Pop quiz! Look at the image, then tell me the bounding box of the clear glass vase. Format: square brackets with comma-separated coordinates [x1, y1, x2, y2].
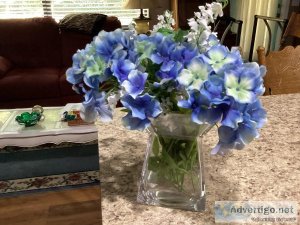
[137, 113, 213, 211]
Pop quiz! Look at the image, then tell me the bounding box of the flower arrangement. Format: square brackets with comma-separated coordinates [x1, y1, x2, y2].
[66, 1, 266, 156]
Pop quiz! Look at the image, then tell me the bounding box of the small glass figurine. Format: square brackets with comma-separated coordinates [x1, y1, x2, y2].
[15, 105, 44, 127]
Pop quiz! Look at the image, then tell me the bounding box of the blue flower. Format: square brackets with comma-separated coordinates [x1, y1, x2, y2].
[149, 34, 183, 80]
[121, 94, 162, 121]
[135, 35, 156, 61]
[66, 49, 89, 85]
[122, 112, 151, 130]
[171, 43, 198, 67]
[201, 45, 242, 73]
[224, 63, 266, 104]
[207, 34, 219, 47]
[122, 70, 148, 98]
[242, 99, 267, 129]
[156, 61, 183, 80]
[83, 56, 109, 89]
[221, 107, 243, 129]
[81, 90, 112, 123]
[201, 75, 225, 100]
[94, 29, 135, 63]
[177, 57, 212, 90]
[111, 59, 136, 83]
[211, 99, 267, 155]
[178, 90, 229, 124]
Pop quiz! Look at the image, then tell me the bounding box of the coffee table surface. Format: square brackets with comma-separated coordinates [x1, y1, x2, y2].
[0, 105, 97, 148]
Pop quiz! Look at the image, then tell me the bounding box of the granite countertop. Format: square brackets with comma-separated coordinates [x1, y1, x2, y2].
[98, 93, 300, 225]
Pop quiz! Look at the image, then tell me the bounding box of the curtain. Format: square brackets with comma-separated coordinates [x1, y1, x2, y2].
[230, 0, 279, 61]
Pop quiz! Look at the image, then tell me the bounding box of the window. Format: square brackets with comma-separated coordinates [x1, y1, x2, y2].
[0, 0, 146, 25]
[0, 0, 44, 19]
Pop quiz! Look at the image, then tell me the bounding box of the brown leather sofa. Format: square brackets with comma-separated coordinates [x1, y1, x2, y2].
[0, 16, 121, 109]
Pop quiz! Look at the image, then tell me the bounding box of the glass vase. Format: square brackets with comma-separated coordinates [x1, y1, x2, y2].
[137, 113, 212, 211]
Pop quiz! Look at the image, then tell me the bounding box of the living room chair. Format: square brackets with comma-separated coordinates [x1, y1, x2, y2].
[249, 15, 288, 62]
[257, 45, 300, 95]
[213, 16, 243, 48]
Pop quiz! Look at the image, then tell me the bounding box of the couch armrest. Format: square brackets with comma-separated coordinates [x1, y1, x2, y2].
[0, 56, 13, 77]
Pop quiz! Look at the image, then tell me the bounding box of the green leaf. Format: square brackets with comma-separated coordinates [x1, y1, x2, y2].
[120, 109, 129, 113]
[143, 59, 161, 81]
[157, 28, 173, 36]
[174, 29, 188, 43]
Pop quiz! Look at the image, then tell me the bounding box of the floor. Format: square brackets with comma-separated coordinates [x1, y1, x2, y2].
[0, 185, 102, 225]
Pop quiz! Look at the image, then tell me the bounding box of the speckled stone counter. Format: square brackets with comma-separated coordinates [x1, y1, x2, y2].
[98, 93, 300, 225]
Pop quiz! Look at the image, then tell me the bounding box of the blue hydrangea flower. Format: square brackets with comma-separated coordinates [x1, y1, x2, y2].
[200, 75, 225, 100]
[171, 44, 198, 67]
[177, 57, 212, 90]
[149, 34, 182, 80]
[224, 62, 266, 104]
[135, 35, 156, 61]
[66, 49, 89, 85]
[81, 90, 112, 123]
[211, 99, 267, 155]
[94, 29, 135, 64]
[121, 94, 162, 121]
[242, 99, 267, 129]
[201, 45, 242, 73]
[111, 59, 136, 83]
[207, 34, 219, 47]
[83, 56, 109, 89]
[221, 107, 243, 129]
[122, 112, 152, 130]
[178, 90, 229, 124]
[122, 70, 148, 98]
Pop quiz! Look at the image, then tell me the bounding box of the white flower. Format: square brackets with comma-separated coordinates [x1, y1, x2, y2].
[200, 6, 214, 23]
[157, 15, 164, 21]
[107, 93, 120, 109]
[198, 30, 210, 45]
[188, 18, 198, 30]
[211, 2, 223, 18]
[128, 21, 137, 35]
[165, 11, 172, 18]
[152, 10, 175, 33]
[197, 18, 209, 29]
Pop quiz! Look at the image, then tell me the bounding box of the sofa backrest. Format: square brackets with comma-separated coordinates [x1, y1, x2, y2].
[0, 17, 62, 67]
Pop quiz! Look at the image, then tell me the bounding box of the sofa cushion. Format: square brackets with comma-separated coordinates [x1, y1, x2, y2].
[0, 17, 62, 67]
[0, 68, 61, 102]
[0, 56, 13, 77]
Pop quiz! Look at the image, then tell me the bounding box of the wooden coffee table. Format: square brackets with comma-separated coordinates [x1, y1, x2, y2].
[0, 105, 97, 148]
[0, 105, 99, 194]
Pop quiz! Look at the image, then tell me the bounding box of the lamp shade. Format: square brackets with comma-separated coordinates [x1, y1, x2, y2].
[123, 0, 155, 9]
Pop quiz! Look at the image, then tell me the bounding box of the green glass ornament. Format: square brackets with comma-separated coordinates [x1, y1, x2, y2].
[15, 111, 42, 127]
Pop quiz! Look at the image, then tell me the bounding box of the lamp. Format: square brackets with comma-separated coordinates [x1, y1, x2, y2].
[123, 0, 155, 34]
